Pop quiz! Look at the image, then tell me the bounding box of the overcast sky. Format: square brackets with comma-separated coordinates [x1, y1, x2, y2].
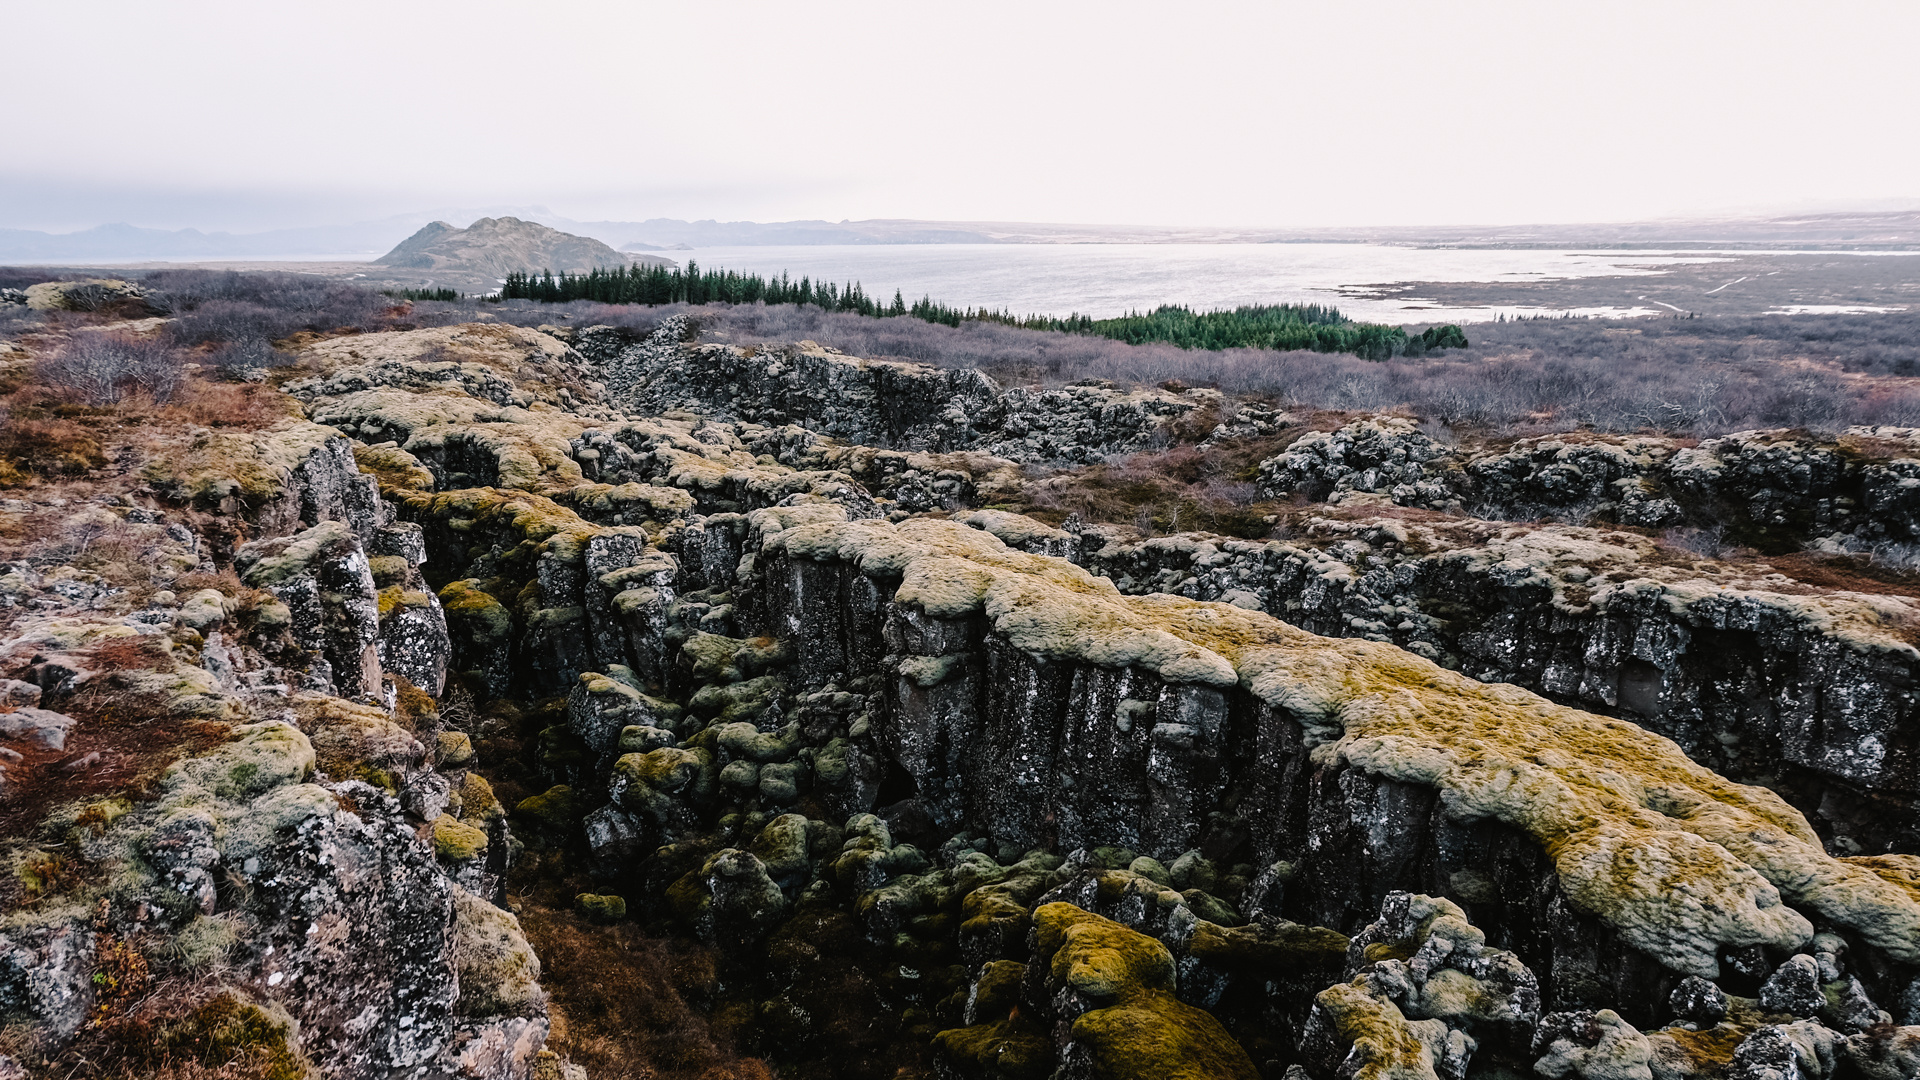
[7, 0, 1919, 232]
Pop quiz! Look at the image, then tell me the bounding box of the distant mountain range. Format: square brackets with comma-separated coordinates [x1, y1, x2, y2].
[3, 208, 1917, 264]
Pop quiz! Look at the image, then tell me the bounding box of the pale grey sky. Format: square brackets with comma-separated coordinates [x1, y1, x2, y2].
[7, 0, 1918, 232]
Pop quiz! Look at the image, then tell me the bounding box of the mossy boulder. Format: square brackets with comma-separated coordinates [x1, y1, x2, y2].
[932, 1006, 1051, 1079]
[515, 784, 584, 832]
[687, 675, 785, 725]
[451, 887, 545, 1017]
[168, 721, 315, 802]
[176, 588, 231, 632]
[293, 693, 424, 783]
[436, 730, 475, 768]
[1034, 902, 1257, 1080]
[457, 772, 504, 823]
[681, 631, 791, 683]
[156, 991, 312, 1080]
[433, 814, 489, 862]
[668, 848, 790, 949]
[574, 893, 628, 923]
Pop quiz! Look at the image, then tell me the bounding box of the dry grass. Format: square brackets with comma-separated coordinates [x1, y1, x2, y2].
[516, 904, 773, 1080]
[0, 416, 109, 486]
[165, 381, 306, 430]
[1011, 435, 1297, 539]
[0, 639, 230, 843]
[1761, 551, 1920, 601]
[15, 974, 311, 1080]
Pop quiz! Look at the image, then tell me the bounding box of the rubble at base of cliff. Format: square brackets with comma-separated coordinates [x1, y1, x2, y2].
[6, 302, 1920, 1080]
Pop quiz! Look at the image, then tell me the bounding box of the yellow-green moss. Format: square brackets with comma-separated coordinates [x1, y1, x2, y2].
[515, 785, 583, 830]
[1652, 1023, 1747, 1072]
[352, 442, 435, 493]
[143, 420, 342, 511]
[292, 693, 422, 778]
[237, 520, 358, 588]
[613, 748, 702, 793]
[931, 1010, 1051, 1079]
[167, 721, 315, 802]
[159, 991, 312, 1080]
[1188, 919, 1348, 972]
[433, 814, 489, 862]
[1314, 980, 1444, 1080]
[451, 886, 544, 1016]
[574, 893, 628, 923]
[458, 772, 504, 823]
[438, 580, 513, 642]
[437, 730, 475, 768]
[367, 556, 412, 588]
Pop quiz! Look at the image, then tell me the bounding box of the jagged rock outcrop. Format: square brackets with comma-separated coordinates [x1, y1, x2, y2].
[237, 520, 387, 700]
[0, 642, 541, 1078]
[732, 512, 1920, 1015]
[0, 422, 539, 1078]
[141, 419, 387, 551]
[1031, 511, 1920, 851]
[590, 318, 1213, 463]
[1257, 419, 1920, 551]
[420, 482, 1918, 1042]
[1299, 892, 1538, 1080]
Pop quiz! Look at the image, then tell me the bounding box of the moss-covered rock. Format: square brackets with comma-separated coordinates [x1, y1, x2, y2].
[681, 631, 791, 683]
[158, 991, 313, 1080]
[433, 814, 489, 862]
[292, 693, 424, 785]
[574, 893, 628, 923]
[1031, 902, 1257, 1080]
[766, 514, 1920, 978]
[166, 720, 315, 802]
[436, 730, 475, 768]
[515, 785, 584, 832]
[451, 887, 545, 1017]
[457, 772, 504, 823]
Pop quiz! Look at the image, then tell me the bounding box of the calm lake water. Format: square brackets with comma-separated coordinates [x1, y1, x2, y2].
[656, 243, 1740, 323]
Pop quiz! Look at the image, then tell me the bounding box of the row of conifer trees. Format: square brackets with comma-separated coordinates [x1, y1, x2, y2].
[498, 263, 1465, 359]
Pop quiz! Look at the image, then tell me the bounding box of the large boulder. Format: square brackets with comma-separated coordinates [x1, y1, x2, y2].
[238, 520, 384, 699]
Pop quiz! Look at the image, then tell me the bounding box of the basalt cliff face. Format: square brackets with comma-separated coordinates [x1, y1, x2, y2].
[6, 314, 1920, 1080]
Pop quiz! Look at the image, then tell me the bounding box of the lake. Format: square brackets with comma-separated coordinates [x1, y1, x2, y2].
[652, 243, 1748, 323]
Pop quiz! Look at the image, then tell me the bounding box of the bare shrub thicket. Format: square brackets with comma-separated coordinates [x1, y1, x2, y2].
[648, 303, 1920, 437]
[0, 304, 42, 336]
[0, 268, 61, 290]
[38, 332, 185, 404]
[206, 336, 288, 381]
[149, 269, 408, 348]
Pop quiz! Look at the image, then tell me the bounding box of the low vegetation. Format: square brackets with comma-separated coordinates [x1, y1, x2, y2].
[38, 331, 186, 405]
[659, 302, 1920, 436]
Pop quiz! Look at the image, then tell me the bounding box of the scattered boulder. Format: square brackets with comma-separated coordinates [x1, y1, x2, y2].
[0, 707, 74, 751]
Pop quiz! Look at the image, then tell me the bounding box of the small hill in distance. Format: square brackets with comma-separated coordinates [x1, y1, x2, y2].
[375, 217, 675, 281]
